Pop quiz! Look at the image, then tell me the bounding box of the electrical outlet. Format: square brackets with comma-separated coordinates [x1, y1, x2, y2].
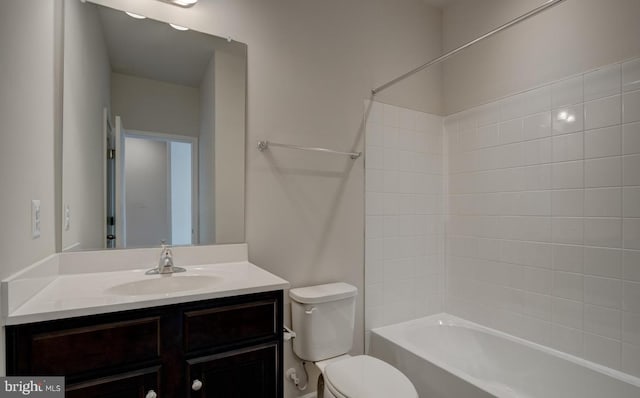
[31, 200, 41, 239]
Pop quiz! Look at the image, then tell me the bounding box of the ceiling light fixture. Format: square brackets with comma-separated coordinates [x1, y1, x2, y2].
[169, 23, 189, 31]
[157, 0, 198, 8]
[125, 11, 147, 19]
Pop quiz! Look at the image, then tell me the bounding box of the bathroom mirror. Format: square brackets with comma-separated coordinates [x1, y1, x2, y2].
[61, 1, 246, 251]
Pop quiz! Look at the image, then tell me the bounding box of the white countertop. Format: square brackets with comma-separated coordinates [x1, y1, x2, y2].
[4, 261, 289, 325]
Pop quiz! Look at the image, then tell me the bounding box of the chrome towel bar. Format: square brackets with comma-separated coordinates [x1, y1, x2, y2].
[257, 140, 361, 159]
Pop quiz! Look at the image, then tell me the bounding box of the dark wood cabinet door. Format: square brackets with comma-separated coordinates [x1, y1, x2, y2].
[65, 367, 160, 398]
[187, 344, 278, 398]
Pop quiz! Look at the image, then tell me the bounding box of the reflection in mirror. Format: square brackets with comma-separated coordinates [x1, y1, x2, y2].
[62, 0, 246, 251]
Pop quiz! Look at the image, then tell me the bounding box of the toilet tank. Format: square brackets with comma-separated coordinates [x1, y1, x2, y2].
[289, 283, 357, 362]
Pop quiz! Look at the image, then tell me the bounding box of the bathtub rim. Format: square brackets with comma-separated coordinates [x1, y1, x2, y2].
[370, 312, 640, 392]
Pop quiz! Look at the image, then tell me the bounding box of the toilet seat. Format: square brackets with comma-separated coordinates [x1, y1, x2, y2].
[323, 355, 418, 398]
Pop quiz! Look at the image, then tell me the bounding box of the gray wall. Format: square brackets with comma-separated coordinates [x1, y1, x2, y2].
[111, 73, 200, 137]
[62, 0, 111, 251]
[90, 1, 444, 396]
[442, 0, 640, 114]
[0, 0, 57, 279]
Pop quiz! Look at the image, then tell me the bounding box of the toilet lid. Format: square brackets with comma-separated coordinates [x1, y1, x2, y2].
[324, 355, 417, 398]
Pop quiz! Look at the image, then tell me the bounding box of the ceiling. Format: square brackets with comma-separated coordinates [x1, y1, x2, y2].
[97, 5, 242, 87]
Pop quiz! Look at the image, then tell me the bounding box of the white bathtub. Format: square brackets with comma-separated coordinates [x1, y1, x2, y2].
[369, 313, 640, 398]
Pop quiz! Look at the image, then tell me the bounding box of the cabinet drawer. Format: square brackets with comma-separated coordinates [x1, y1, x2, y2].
[66, 366, 160, 398]
[27, 317, 160, 376]
[184, 299, 276, 352]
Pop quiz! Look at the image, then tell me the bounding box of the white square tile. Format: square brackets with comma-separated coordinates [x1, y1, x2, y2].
[623, 250, 640, 282]
[583, 247, 622, 279]
[383, 104, 399, 127]
[523, 292, 552, 321]
[585, 126, 622, 159]
[552, 218, 583, 245]
[552, 297, 583, 329]
[623, 312, 640, 346]
[366, 193, 384, 216]
[584, 305, 621, 339]
[584, 95, 622, 130]
[552, 132, 584, 162]
[584, 188, 622, 217]
[525, 267, 553, 294]
[552, 75, 583, 108]
[622, 343, 640, 378]
[584, 276, 622, 309]
[524, 112, 552, 140]
[623, 90, 640, 124]
[366, 237, 383, 261]
[383, 125, 399, 149]
[553, 105, 584, 135]
[499, 119, 524, 144]
[477, 124, 499, 148]
[585, 157, 622, 188]
[498, 142, 526, 168]
[552, 161, 584, 189]
[381, 193, 399, 215]
[365, 258, 383, 284]
[475, 102, 500, 127]
[584, 64, 621, 101]
[366, 169, 384, 192]
[366, 216, 384, 239]
[624, 187, 640, 218]
[583, 333, 621, 370]
[458, 111, 476, 132]
[551, 189, 583, 217]
[524, 138, 552, 166]
[552, 244, 583, 273]
[366, 122, 384, 147]
[623, 281, 640, 313]
[551, 324, 583, 356]
[623, 154, 640, 186]
[501, 86, 551, 121]
[366, 283, 384, 307]
[398, 108, 416, 130]
[623, 58, 640, 92]
[623, 218, 640, 250]
[366, 146, 384, 169]
[584, 218, 622, 248]
[553, 271, 583, 301]
[525, 165, 552, 191]
[623, 122, 640, 155]
[382, 216, 399, 237]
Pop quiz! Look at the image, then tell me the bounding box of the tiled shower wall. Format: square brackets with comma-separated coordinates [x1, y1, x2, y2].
[445, 57, 640, 377]
[364, 101, 445, 336]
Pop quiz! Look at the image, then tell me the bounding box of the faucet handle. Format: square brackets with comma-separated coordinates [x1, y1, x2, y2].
[160, 240, 172, 251]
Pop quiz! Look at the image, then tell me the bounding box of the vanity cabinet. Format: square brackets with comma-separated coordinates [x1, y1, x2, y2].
[6, 290, 283, 398]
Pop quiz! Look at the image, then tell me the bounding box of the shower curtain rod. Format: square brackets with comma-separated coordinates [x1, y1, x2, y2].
[371, 0, 567, 95]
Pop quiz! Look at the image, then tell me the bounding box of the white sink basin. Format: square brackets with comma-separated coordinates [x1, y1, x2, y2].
[106, 275, 220, 296]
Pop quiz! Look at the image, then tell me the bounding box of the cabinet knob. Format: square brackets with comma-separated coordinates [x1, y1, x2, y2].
[192, 379, 203, 391]
[145, 391, 157, 398]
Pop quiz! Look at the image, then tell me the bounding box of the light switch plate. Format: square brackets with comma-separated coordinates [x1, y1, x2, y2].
[64, 204, 71, 231]
[31, 200, 41, 239]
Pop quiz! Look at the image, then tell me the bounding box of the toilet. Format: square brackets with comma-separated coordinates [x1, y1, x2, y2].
[289, 282, 418, 398]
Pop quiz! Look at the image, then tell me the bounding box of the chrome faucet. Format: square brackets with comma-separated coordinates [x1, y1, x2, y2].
[146, 241, 186, 275]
